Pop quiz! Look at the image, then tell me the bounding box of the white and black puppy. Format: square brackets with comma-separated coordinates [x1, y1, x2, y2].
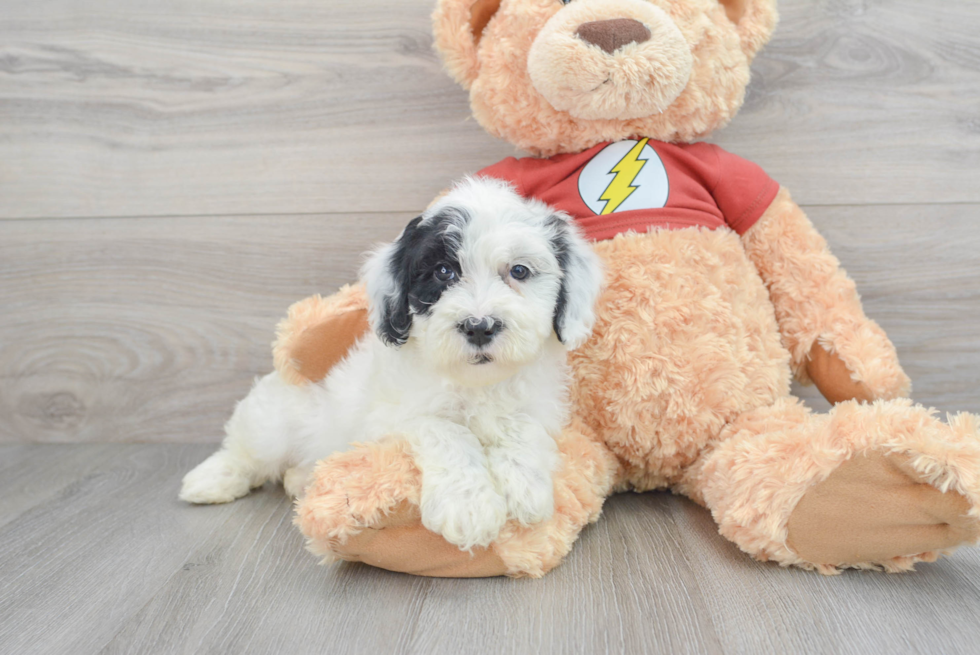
[179, 177, 603, 550]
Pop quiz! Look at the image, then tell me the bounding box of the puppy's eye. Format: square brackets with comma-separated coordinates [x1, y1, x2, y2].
[509, 265, 531, 281]
[559, 0, 573, 4]
[434, 264, 456, 283]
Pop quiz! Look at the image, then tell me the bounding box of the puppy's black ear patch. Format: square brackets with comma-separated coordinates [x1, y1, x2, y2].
[367, 208, 467, 347]
[377, 216, 422, 346]
[544, 213, 602, 349]
[548, 216, 571, 344]
[379, 294, 412, 346]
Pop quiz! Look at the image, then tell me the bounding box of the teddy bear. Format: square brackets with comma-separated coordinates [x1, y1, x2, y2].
[281, 0, 980, 577]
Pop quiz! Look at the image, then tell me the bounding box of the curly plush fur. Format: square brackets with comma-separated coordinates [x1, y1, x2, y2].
[282, 0, 980, 577]
[434, 0, 775, 155]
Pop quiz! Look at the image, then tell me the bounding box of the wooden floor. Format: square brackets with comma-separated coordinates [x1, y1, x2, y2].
[2, 0, 979, 653]
[3, 443, 980, 655]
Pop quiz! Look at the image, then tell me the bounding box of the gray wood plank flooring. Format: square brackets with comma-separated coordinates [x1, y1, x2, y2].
[0, 212, 409, 444]
[1, 0, 979, 218]
[2, 204, 976, 445]
[3, 443, 980, 655]
[0, 443, 118, 527]
[0, 445, 238, 654]
[2, 0, 979, 652]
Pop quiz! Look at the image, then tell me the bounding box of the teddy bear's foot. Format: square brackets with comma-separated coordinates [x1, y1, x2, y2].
[294, 418, 619, 578]
[786, 450, 980, 567]
[687, 397, 980, 573]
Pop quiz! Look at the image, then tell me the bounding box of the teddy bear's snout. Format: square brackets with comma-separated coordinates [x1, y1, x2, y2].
[527, 0, 695, 122]
[575, 18, 651, 54]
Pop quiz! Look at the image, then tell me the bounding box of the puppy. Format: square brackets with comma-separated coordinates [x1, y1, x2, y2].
[179, 177, 603, 549]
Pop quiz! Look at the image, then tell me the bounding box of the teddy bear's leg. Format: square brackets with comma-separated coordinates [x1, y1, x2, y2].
[681, 397, 980, 573]
[295, 417, 621, 578]
[272, 284, 370, 385]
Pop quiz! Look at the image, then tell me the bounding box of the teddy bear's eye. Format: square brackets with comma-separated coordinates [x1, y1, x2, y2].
[559, 0, 573, 4]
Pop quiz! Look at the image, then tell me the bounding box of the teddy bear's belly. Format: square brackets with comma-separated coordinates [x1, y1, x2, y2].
[569, 227, 792, 491]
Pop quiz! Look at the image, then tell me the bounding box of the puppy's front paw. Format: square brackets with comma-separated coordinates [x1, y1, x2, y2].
[502, 472, 554, 526]
[489, 453, 556, 526]
[420, 481, 507, 550]
[179, 451, 252, 504]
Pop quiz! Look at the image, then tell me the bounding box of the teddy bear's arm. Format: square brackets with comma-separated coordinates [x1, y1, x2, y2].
[273, 284, 371, 385]
[296, 418, 620, 578]
[740, 187, 911, 403]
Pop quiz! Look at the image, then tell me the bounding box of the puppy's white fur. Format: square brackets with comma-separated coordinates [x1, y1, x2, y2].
[180, 177, 603, 550]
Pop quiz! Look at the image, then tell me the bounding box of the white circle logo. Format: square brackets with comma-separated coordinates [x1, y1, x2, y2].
[577, 139, 669, 216]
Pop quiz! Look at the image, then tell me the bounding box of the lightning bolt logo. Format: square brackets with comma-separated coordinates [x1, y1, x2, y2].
[598, 138, 650, 215]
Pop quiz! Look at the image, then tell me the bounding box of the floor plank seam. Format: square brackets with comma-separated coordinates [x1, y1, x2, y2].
[2, 200, 979, 224]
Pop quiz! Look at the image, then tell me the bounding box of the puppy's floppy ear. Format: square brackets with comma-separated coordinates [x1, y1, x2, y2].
[361, 217, 421, 346]
[548, 216, 603, 350]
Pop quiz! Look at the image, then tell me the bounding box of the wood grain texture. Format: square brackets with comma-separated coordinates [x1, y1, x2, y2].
[0, 212, 409, 443]
[2, 204, 976, 444]
[794, 203, 980, 415]
[0, 443, 118, 528]
[2, 0, 979, 652]
[100, 487, 435, 655]
[717, 0, 980, 206]
[0, 444, 240, 654]
[665, 492, 980, 655]
[1, 0, 979, 219]
[0, 0, 510, 219]
[2, 444, 980, 655]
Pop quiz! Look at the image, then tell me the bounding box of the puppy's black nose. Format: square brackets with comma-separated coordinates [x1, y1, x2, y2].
[459, 317, 500, 347]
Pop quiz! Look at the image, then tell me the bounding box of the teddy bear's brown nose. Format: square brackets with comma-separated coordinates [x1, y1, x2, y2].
[575, 18, 651, 54]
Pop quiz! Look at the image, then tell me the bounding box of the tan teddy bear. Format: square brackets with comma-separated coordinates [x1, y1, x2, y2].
[282, 0, 980, 577]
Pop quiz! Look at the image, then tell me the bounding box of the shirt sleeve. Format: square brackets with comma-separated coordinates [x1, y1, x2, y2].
[709, 145, 781, 235]
[476, 157, 526, 197]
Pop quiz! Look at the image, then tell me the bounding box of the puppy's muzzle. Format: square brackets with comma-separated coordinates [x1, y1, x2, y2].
[458, 317, 502, 348]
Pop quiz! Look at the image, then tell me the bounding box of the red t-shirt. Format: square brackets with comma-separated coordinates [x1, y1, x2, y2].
[477, 139, 779, 242]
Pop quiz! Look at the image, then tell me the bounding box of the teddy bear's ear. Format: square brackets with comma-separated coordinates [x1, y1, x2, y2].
[432, 0, 503, 89]
[716, 0, 778, 59]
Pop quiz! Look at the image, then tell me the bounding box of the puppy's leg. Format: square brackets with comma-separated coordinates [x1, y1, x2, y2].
[485, 419, 560, 526]
[180, 373, 299, 504]
[179, 445, 259, 504]
[283, 464, 315, 499]
[411, 419, 508, 550]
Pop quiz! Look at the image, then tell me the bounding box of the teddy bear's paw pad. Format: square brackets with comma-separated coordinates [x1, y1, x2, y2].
[420, 481, 508, 550]
[786, 450, 980, 566]
[179, 452, 253, 504]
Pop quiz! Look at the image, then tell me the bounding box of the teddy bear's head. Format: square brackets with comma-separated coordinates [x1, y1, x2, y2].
[433, 0, 777, 156]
